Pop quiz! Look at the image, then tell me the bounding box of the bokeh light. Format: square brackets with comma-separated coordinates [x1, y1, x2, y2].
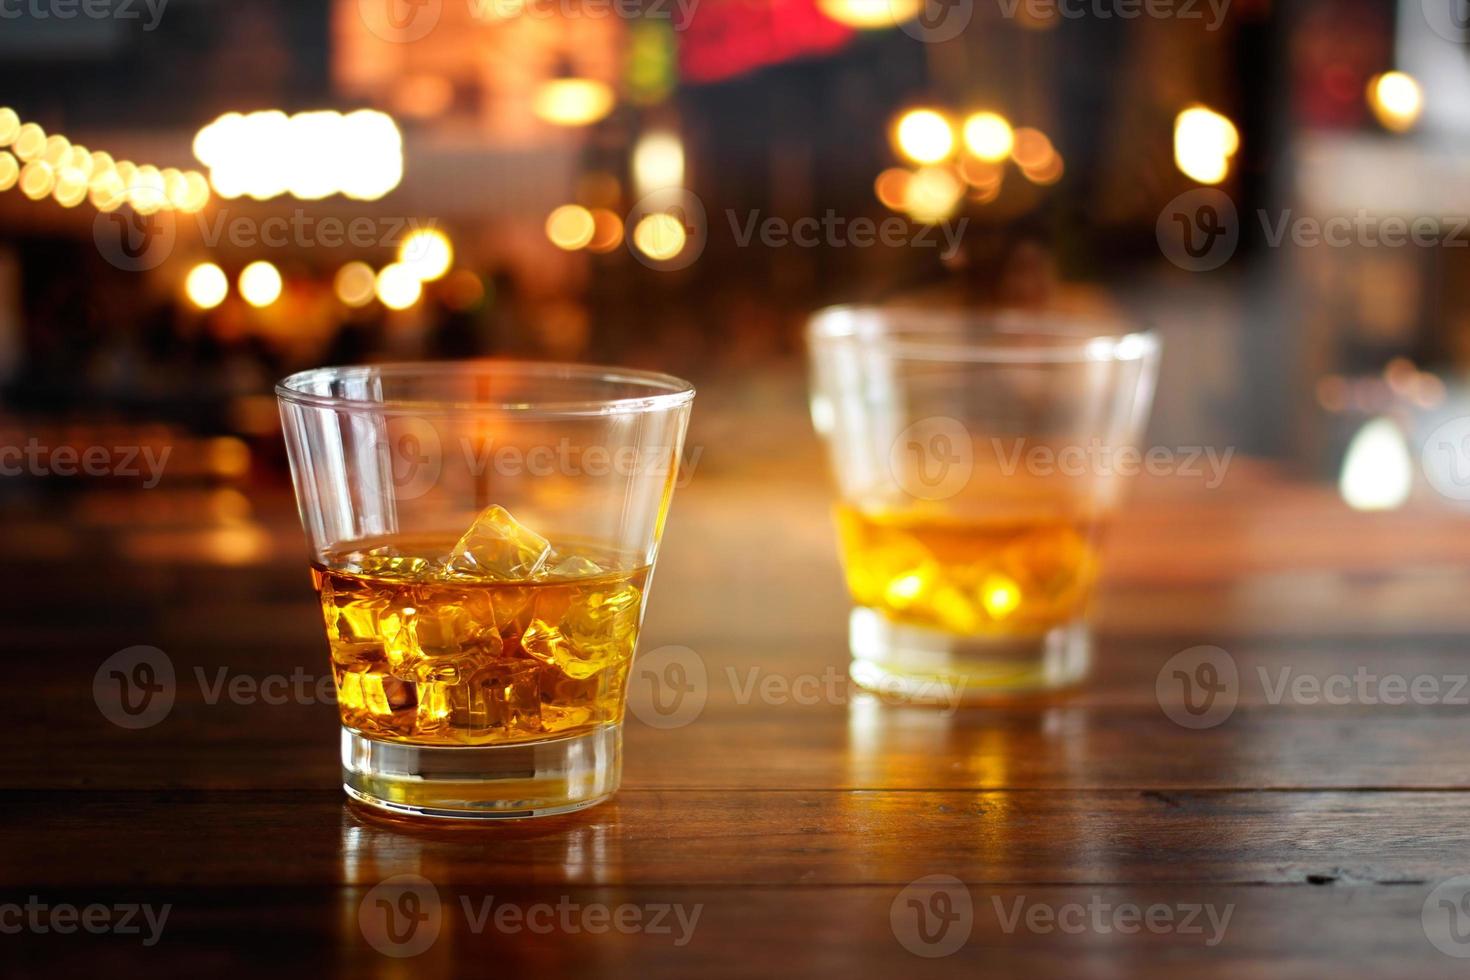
[1368, 72, 1423, 133]
[194, 109, 403, 201]
[238, 261, 283, 308]
[874, 168, 911, 211]
[587, 208, 625, 253]
[19, 161, 55, 200]
[397, 227, 454, 281]
[13, 123, 44, 162]
[334, 262, 377, 307]
[532, 78, 615, 127]
[633, 130, 684, 196]
[375, 263, 422, 310]
[185, 263, 229, 310]
[1174, 106, 1238, 185]
[817, 0, 923, 27]
[631, 213, 686, 261]
[546, 204, 596, 250]
[894, 109, 955, 165]
[962, 112, 1014, 162]
[903, 165, 964, 223]
[0, 108, 18, 146]
[0, 152, 18, 192]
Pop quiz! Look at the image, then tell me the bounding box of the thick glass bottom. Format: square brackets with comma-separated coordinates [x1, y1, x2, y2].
[341, 724, 621, 820]
[848, 606, 1090, 703]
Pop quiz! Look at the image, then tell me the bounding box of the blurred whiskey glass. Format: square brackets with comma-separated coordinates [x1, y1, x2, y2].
[807, 307, 1158, 701]
[278, 362, 693, 818]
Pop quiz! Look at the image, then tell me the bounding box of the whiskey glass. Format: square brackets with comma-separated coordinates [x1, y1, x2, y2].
[277, 362, 694, 818]
[807, 307, 1158, 701]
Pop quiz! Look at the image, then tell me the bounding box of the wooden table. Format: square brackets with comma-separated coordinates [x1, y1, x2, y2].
[7, 394, 1470, 977]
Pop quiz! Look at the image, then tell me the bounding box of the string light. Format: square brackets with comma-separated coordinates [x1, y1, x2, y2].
[0, 107, 211, 216]
[194, 109, 402, 202]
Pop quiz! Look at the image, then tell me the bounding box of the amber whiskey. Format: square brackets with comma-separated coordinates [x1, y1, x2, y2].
[834, 503, 1100, 636]
[313, 506, 648, 746]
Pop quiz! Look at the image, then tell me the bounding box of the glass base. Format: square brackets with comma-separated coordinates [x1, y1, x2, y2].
[848, 607, 1090, 703]
[341, 724, 621, 820]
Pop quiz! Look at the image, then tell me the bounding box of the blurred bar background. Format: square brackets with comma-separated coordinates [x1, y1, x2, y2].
[0, 0, 1468, 565]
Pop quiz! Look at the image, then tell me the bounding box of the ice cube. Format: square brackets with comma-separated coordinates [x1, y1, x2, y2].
[358, 545, 433, 581]
[445, 661, 541, 738]
[561, 583, 642, 664]
[541, 554, 605, 579]
[446, 505, 551, 580]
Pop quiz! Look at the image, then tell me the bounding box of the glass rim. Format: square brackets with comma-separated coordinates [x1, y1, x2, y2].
[276, 360, 696, 418]
[806, 305, 1160, 364]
